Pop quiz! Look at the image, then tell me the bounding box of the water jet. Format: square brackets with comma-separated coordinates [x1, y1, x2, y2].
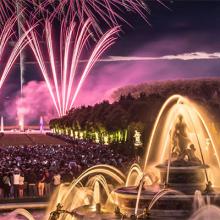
[47, 95, 220, 219]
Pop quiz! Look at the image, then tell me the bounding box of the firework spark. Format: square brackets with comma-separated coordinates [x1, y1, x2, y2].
[0, 0, 154, 27]
[39, 0, 153, 33]
[25, 19, 119, 116]
[0, 0, 41, 24]
[0, 16, 32, 90]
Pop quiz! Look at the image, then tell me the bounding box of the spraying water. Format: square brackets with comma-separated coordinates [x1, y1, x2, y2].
[18, 113, 24, 132]
[143, 95, 220, 185]
[189, 205, 220, 220]
[126, 163, 143, 186]
[0, 116, 4, 132]
[193, 190, 205, 212]
[46, 165, 125, 219]
[40, 116, 44, 132]
[0, 208, 36, 220]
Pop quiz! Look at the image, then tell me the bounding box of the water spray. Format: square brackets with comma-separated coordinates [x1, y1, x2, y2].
[0, 116, 4, 132]
[40, 116, 44, 132]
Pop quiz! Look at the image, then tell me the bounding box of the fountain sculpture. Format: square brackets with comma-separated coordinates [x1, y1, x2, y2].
[46, 95, 220, 220]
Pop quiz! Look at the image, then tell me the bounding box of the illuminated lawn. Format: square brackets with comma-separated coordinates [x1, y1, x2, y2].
[0, 134, 67, 146]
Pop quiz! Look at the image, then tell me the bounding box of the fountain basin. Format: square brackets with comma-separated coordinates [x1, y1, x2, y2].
[112, 186, 220, 219]
[113, 186, 191, 217]
[156, 164, 209, 193]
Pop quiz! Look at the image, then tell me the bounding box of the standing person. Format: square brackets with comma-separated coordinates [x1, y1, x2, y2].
[27, 169, 37, 197]
[2, 172, 10, 198]
[44, 170, 52, 196]
[9, 171, 14, 197]
[13, 168, 20, 198]
[38, 171, 45, 197]
[19, 172, 25, 198]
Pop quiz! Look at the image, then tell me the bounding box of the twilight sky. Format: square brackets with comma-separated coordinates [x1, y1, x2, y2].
[1, 0, 220, 125]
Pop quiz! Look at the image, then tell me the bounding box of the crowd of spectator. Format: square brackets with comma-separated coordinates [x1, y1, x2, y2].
[0, 139, 131, 199]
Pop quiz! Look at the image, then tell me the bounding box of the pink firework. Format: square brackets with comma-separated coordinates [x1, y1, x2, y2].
[0, 15, 33, 89]
[0, 0, 42, 24]
[0, 0, 153, 26]
[40, 0, 155, 33]
[0, 0, 163, 32]
[25, 19, 119, 116]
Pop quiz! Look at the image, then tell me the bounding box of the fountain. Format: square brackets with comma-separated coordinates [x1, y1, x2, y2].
[40, 116, 44, 133]
[189, 204, 220, 220]
[19, 115, 24, 132]
[0, 116, 4, 132]
[193, 190, 205, 212]
[112, 95, 220, 219]
[0, 209, 36, 220]
[45, 95, 220, 220]
[3, 95, 220, 220]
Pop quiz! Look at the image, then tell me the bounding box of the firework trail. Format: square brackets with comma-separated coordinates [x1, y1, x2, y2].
[37, 0, 154, 33]
[0, 0, 42, 25]
[0, 1, 45, 108]
[0, 0, 154, 96]
[0, 15, 33, 90]
[0, 0, 161, 28]
[24, 19, 119, 116]
[0, 0, 160, 119]
[25, 19, 119, 116]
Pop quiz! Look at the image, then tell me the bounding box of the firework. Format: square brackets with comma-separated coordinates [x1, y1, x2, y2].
[0, 1, 49, 100]
[0, 0, 152, 98]
[39, 0, 153, 33]
[0, 15, 32, 89]
[0, 0, 41, 24]
[25, 19, 119, 116]
[0, 0, 154, 26]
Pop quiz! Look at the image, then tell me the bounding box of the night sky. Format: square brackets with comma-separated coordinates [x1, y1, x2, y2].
[1, 1, 220, 125]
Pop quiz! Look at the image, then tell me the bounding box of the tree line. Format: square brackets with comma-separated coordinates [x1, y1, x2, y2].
[50, 78, 220, 152]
